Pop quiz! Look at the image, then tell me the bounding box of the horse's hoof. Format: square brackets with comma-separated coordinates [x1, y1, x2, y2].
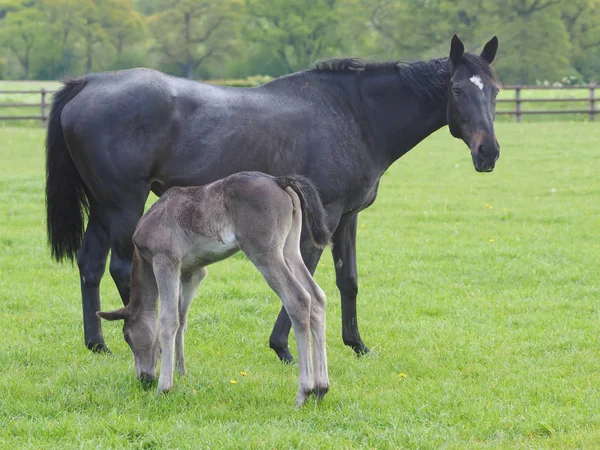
[87, 341, 111, 354]
[274, 348, 295, 364]
[354, 344, 371, 357]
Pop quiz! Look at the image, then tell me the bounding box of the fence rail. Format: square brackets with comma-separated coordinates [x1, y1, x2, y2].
[0, 85, 598, 125]
[498, 84, 597, 122]
[0, 88, 55, 126]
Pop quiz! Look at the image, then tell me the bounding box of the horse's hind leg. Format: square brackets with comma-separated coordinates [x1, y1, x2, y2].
[176, 267, 207, 375]
[107, 189, 149, 306]
[77, 207, 111, 353]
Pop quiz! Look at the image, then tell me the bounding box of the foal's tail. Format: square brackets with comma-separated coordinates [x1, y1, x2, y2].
[45, 77, 89, 262]
[274, 176, 331, 248]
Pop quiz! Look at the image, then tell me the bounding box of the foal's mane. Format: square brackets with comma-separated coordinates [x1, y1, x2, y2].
[312, 53, 499, 102]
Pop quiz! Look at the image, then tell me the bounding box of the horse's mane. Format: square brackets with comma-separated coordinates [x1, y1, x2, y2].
[312, 53, 499, 102]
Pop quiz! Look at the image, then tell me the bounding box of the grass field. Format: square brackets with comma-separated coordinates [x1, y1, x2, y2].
[0, 123, 599, 448]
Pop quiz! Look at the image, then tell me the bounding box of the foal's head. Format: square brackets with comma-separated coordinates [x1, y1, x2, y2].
[97, 307, 159, 384]
[446, 35, 500, 172]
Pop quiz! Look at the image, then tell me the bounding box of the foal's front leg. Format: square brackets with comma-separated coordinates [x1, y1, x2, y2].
[153, 256, 181, 393]
[176, 268, 207, 376]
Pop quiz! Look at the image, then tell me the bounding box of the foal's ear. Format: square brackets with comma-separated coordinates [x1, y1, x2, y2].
[97, 308, 130, 321]
[450, 34, 465, 65]
[480, 36, 499, 64]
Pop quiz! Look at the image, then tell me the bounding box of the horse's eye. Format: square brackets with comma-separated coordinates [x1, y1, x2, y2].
[452, 86, 461, 95]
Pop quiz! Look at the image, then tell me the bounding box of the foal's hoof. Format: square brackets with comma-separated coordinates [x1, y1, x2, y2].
[311, 385, 329, 400]
[86, 341, 111, 354]
[294, 391, 311, 409]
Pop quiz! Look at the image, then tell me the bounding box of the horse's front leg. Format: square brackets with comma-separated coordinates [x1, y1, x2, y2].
[332, 214, 370, 356]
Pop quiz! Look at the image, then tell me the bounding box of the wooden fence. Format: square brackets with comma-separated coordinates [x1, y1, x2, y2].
[0, 85, 598, 125]
[0, 88, 55, 126]
[498, 84, 597, 122]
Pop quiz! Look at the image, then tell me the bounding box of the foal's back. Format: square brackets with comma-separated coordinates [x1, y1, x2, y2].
[132, 172, 294, 272]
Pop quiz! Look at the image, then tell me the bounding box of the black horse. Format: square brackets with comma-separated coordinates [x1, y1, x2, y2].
[46, 35, 501, 362]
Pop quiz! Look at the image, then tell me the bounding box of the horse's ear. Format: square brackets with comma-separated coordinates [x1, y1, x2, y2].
[480, 36, 498, 64]
[450, 34, 464, 65]
[97, 308, 130, 321]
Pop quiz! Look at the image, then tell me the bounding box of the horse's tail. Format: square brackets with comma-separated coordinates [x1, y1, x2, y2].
[275, 175, 331, 248]
[45, 76, 89, 262]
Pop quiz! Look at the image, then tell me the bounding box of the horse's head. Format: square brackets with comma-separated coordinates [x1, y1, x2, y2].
[97, 307, 159, 385]
[447, 35, 500, 173]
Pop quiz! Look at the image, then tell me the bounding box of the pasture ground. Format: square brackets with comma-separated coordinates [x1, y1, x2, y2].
[0, 123, 599, 449]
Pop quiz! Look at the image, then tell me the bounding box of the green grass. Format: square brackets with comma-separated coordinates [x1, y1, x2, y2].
[1, 123, 599, 448]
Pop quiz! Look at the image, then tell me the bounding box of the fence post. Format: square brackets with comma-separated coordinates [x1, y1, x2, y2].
[515, 86, 521, 123]
[41, 88, 47, 128]
[590, 85, 596, 122]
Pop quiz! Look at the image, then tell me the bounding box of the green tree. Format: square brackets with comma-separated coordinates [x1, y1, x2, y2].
[562, 0, 600, 82]
[104, 1, 145, 67]
[245, 0, 344, 74]
[482, 0, 572, 83]
[147, 0, 243, 79]
[357, 0, 485, 60]
[0, 0, 44, 79]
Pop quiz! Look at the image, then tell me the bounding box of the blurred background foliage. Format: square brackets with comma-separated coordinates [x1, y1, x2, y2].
[0, 0, 598, 84]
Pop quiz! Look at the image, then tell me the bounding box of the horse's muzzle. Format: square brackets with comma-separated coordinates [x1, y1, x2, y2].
[471, 135, 499, 173]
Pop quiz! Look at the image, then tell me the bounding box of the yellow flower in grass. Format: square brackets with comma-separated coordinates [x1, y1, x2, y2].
[230, 380, 237, 384]
[399, 373, 408, 378]
[240, 372, 248, 376]
[488, 239, 494, 243]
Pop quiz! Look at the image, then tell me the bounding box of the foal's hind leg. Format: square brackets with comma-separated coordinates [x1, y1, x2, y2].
[269, 245, 323, 363]
[176, 267, 207, 376]
[240, 235, 314, 405]
[283, 189, 329, 399]
[254, 257, 314, 407]
[77, 207, 111, 353]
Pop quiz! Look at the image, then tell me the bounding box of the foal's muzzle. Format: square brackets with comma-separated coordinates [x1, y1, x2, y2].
[138, 371, 156, 387]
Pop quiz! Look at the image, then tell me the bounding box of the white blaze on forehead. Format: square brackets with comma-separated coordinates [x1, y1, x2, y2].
[470, 75, 484, 91]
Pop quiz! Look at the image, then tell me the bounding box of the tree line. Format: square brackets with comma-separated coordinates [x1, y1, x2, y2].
[1, 0, 599, 84]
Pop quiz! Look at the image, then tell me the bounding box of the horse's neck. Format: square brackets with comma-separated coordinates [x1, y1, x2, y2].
[356, 73, 449, 168]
